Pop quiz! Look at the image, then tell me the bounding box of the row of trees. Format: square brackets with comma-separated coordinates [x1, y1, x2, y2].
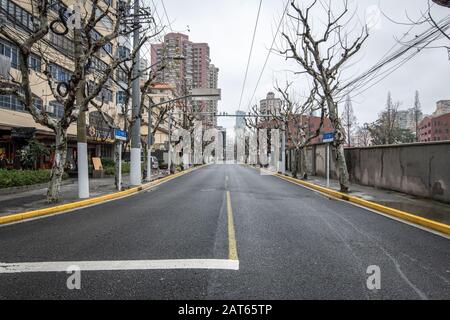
[0, 0, 174, 202]
[246, 0, 369, 192]
[354, 90, 423, 147]
[248, 0, 445, 192]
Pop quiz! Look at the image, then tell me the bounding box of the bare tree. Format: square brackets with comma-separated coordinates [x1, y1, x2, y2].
[354, 124, 372, 147]
[341, 95, 358, 147]
[274, 81, 324, 179]
[0, 0, 151, 202]
[413, 90, 423, 141]
[367, 92, 407, 145]
[280, 0, 369, 192]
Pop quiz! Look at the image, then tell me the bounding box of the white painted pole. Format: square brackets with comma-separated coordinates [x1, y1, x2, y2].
[146, 104, 152, 182]
[77, 142, 89, 198]
[130, 0, 141, 186]
[326, 144, 330, 188]
[117, 141, 122, 191]
[168, 112, 172, 174]
[281, 123, 286, 174]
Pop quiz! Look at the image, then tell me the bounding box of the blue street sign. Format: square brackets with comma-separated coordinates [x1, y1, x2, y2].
[323, 132, 334, 143]
[114, 129, 128, 141]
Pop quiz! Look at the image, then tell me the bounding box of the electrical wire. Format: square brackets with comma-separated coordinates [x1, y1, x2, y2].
[237, 0, 263, 112]
[246, 0, 289, 112]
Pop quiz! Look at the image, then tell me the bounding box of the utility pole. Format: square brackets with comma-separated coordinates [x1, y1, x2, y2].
[130, 0, 142, 186]
[280, 122, 286, 174]
[168, 111, 172, 173]
[146, 101, 153, 182]
[74, 10, 89, 199]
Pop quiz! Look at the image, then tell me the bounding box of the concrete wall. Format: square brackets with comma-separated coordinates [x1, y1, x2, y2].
[306, 142, 450, 203]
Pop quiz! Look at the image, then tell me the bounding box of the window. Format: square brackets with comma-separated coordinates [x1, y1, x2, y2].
[118, 46, 130, 59]
[89, 81, 113, 103]
[91, 57, 108, 73]
[116, 91, 126, 105]
[48, 101, 64, 118]
[48, 64, 72, 83]
[0, 94, 42, 112]
[1, 0, 37, 31]
[28, 55, 41, 72]
[0, 39, 18, 68]
[49, 32, 74, 54]
[116, 67, 127, 82]
[95, 8, 113, 29]
[99, 88, 113, 103]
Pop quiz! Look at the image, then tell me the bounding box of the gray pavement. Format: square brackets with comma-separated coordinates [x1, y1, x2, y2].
[0, 171, 165, 217]
[0, 164, 449, 299]
[296, 173, 450, 225]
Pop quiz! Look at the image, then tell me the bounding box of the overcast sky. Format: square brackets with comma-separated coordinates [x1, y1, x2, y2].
[158, 0, 450, 130]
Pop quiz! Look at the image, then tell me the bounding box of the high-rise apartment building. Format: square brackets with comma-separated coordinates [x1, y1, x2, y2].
[397, 108, 424, 134]
[207, 64, 219, 127]
[260, 92, 282, 116]
[235, 110, 247, 130]
[151, 33, 219, 128]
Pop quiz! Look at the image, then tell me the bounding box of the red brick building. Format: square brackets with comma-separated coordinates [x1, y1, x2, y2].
[285, 115, 334, 146]
[418, 113, 450, 142]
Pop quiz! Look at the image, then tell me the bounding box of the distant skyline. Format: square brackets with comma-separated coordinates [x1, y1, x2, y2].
[158, 0, 450, 129]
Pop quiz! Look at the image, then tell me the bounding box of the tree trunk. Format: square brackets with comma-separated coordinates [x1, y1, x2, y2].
[47, 128, 68, 203]
[300, 146, 308, 180]
[292, 148, 299, 179]
[327, 98, 350, 193]
[114, 141, 122, 191]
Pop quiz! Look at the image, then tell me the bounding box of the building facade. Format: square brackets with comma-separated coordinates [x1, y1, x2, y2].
[260, 92, 282, 116]
[235, 110, 247, 130]
[0, 0, 120, 170]
[433, 100, 450, 117]
[397, 108, 424, 134]
[151, 33, 219, 128]
[419, 113, 450, 142]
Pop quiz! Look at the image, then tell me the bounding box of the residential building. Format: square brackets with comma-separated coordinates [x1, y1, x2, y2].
[217, 126, 226, 161]
[433, 100, 450, 116]
[286, 115, 334, 146]
[207, 64, 219, 127]
[0, 0, 120, 170]
[235, 110, 247, 130]
[144, 82, 179, 151]
[418, 113, 450, 142]
[397, 108, 424, 134]
[260, 92, 282, 116]
[151, 33, 219, 128]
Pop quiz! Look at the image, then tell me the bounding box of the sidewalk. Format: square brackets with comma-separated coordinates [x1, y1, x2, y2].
[284, 171, 450, 225]
[0, 171, 166, 217]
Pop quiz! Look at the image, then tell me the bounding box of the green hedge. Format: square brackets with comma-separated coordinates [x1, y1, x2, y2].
[103, 162, 131, 176]
[0, 169, 68, 189]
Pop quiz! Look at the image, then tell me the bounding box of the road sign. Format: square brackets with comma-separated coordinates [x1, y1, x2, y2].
[190, 88, 221, 101]
[114, 129, 128, 141]
[323, 132, 334, 143]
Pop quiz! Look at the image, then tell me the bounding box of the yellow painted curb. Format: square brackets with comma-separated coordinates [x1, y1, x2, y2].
[255, 166, 450, 236]
[0, 165, 205, 226]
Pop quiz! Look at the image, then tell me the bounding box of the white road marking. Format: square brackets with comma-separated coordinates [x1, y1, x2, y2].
[0, 259, 239, 273]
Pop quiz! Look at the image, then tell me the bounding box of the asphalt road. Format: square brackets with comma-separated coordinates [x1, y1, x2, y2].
[0, 164, 449, 299]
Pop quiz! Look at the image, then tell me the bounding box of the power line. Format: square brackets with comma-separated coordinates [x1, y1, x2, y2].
[160, 0, 174, 32]
[343, 15, 450, 99]
[247, 0, 289, 112]
[237, 0, 263, 111]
